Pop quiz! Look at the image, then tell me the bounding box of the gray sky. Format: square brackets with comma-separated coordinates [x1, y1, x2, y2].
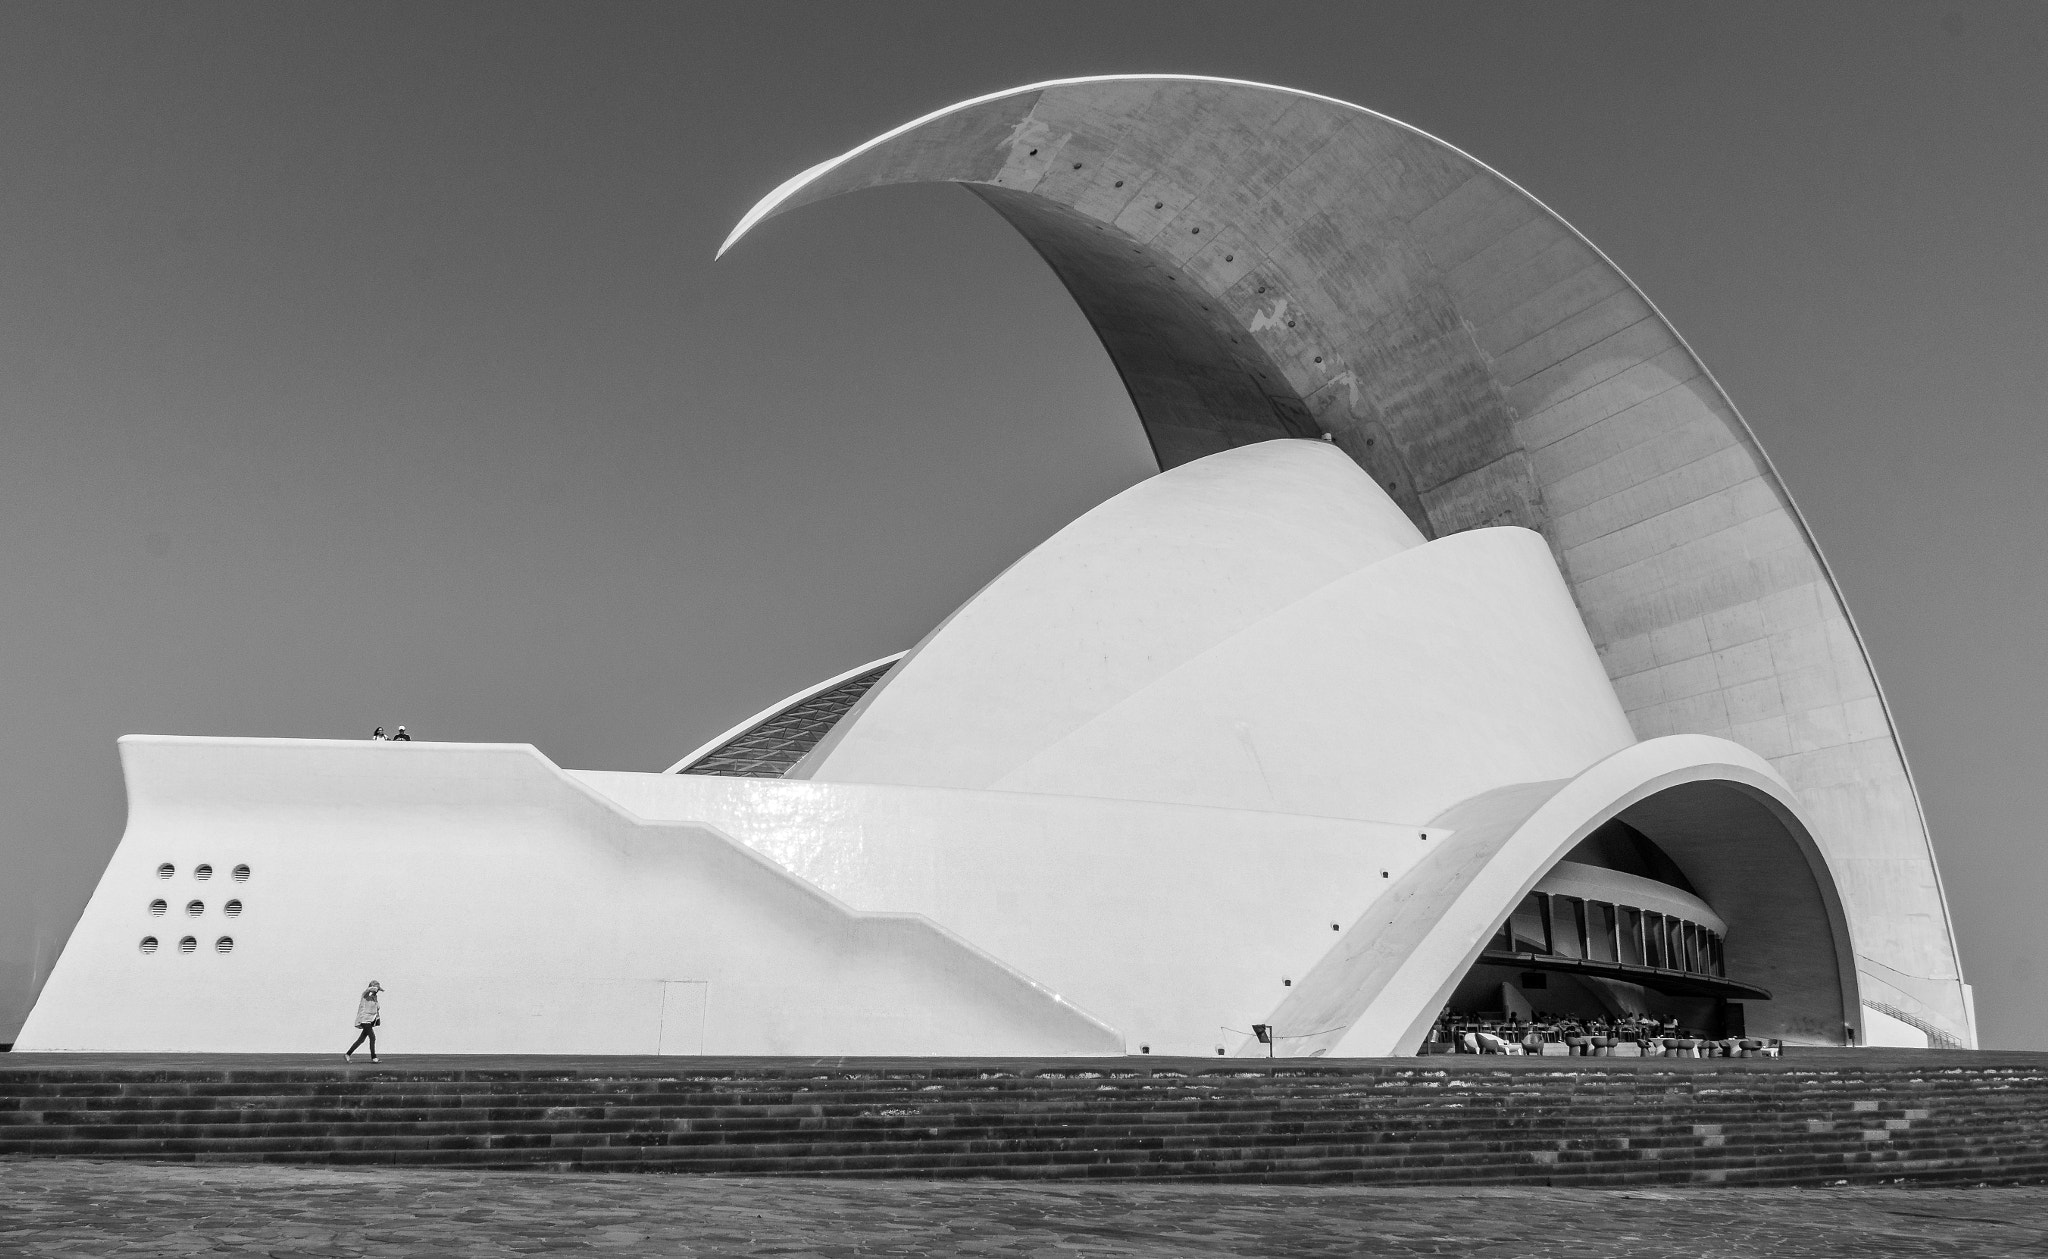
[3, 1, 2043, 1046]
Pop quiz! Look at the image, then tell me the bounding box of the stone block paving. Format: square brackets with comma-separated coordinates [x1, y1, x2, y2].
[5, 1160, 2048, 1258]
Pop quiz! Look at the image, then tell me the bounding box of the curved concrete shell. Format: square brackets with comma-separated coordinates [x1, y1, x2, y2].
[723, 75, 1970, 1046]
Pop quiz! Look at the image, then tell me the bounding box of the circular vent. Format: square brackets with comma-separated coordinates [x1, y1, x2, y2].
[232, 864, 250, 882]
[148, 899, 167, 916]
[156, 863, 174, 879]
[214, 936, 234, 954]
[194, 864, 213, 881]
[223, 899, 242, 918]
[139, 937, 158, 955]
[177, 937, 197, 954]
[185, 900, 204, 917]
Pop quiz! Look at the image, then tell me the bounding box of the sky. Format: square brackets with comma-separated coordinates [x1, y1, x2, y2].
[1, 0, 2043, 1046]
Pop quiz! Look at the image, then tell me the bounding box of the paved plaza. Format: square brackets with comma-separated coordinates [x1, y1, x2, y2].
[4, 1160, 2048, 1257]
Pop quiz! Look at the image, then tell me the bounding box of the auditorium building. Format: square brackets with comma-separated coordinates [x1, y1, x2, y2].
[18, 76, 1974, 1057]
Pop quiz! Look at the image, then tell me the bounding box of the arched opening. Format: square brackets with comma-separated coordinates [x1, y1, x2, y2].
[1429, 776, 1856, 1051]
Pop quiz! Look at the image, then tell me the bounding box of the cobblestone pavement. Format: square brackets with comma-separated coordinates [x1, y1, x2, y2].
[4, 1161, 2048, 1257]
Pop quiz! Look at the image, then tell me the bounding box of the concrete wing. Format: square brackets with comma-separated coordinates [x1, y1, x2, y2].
[720, 75, 1970, 1046]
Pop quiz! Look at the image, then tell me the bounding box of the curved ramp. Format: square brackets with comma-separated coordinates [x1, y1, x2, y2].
[721, 76, 1968, 1045]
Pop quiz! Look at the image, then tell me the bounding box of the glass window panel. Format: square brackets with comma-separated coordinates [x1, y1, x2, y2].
[1644, 914, 1666, 969]
[1510, 893, 1549, 954]
[1709, 932, 1724, 976]
[1618, 908, 1644, 966]
[1552, 897, 1584, 959]
[1490, 918, 1511, 952]
[1669, 919, 1688, 971]
[1588, 903, 1617, 963]
[1686, 923, 1702, 973]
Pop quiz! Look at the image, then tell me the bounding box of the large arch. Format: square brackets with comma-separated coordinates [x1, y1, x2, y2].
[720, 75, 1972, 1046]
[1260, 735, 1860, 1057]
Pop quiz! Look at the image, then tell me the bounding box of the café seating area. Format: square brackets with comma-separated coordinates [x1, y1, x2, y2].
[1420, 1014, 1782, 1058]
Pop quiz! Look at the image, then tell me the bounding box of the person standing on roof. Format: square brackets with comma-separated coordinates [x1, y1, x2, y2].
[392, 726, 411, 741]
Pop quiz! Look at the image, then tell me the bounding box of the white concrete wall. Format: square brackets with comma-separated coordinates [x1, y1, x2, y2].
[1861, 1004, 1931, 1049]
[575, 770, 1440, 1057]
[15, 737, 1118, 1056]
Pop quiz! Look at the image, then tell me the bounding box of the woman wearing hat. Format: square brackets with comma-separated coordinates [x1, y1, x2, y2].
[344, 981, 383, 1062]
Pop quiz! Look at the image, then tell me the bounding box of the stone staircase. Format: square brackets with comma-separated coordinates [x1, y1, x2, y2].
[3, 1051, 2046, 1185]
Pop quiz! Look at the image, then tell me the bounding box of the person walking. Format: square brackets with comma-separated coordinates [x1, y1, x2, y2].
[344, 981, 383, 1062]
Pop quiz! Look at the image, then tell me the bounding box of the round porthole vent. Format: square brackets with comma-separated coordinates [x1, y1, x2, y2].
[194, 864, 213, 881]
[224, 900, 242, 918]
[185, 900, 204, 917]
[232, 864, 250, 883]
[139, 937, 158, 955]
[148, 899, 167, 916]
[215, 936, 234, 954]
[156, 863, 175, 879]
[177, 937, 197, 954]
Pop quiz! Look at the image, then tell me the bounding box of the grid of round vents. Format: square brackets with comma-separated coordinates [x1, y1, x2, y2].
[144, 861, 251, 956]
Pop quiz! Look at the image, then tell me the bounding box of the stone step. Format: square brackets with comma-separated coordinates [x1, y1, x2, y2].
[5, 1107, 2038, 1141]
[4, 1123, 2030, 1167]
[9, 1080, 1997, 1101]
[6, 1053, 2047, 1185]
